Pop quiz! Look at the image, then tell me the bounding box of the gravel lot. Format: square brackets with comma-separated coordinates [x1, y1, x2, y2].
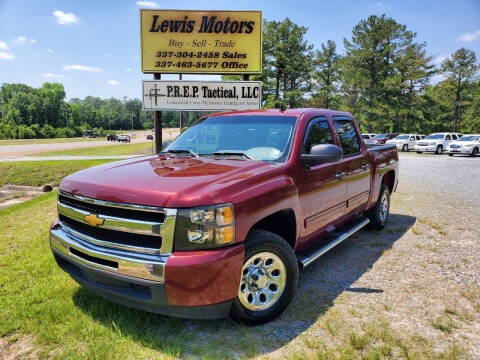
[399, 153, 480, 206]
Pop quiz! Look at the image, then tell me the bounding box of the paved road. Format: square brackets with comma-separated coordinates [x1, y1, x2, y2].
[0, 129, 179, 158]
[398, 153, 480, 205]
[0, 155, 138, 162]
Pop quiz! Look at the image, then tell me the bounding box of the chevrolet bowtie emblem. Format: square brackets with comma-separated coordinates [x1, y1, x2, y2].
[84, 214, 104, 227]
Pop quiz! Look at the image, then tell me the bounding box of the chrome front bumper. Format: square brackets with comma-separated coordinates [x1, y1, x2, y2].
[50, 226, 168, 282]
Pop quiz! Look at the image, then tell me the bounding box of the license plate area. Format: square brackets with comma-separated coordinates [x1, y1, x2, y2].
[70, 247, 118, 269]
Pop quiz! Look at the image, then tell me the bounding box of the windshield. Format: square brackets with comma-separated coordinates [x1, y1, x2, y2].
[395, 135, 409, 140]
[165, 115, 297, 162]
[374, 134, 387, 139]
[459, 136, 480, 142]
[426, 134, 444, 140]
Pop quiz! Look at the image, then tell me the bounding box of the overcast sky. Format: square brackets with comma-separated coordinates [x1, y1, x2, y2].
[0, 0, 479, 100]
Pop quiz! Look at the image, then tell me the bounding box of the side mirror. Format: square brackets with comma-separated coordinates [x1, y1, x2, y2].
[301, 144, 343, 168]
[162, 140, 172, 151]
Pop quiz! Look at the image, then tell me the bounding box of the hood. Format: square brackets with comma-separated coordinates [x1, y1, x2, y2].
[60, 154, 274, 208]
[449, 141, 477, 146]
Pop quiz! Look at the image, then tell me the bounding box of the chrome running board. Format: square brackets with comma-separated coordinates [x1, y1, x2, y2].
[298, 217, 370, 268]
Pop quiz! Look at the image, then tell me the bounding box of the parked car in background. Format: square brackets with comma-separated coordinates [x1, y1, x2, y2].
[414, 133, 462, 154]
[83, 130, 102, 138]
[106, 134, 118, 141]
[117, 134, 131, 143]
[146, 134, 153, 140]
[362, 134, 377, 140]
[364, 133, 398, 146]
[447, 134, 480, 157]
[386, 134, 425, 152]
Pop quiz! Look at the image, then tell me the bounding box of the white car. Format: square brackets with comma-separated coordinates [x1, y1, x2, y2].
[446, 134, 480, 157]
[386, 134, 425, 152]
[414, 133, 461, 155]
[362, 134, 377, 140]
[117, 134, 131, 143]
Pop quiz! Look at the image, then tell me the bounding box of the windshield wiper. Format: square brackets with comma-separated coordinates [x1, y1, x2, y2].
[212, 151, 255, 160]
[164, 149, 198, 157]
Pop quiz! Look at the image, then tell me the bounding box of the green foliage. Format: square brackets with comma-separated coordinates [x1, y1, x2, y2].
[310, 40, 342, 109]
[0, 84, 195, 139]
[440, 48, 479, 132]
[261, 18, 313, 108]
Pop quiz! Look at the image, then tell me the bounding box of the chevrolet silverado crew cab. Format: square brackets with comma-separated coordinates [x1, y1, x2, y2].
[50, 109, 398, 325]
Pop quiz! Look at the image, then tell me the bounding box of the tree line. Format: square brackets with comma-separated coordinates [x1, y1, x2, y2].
[1, 14, 479, 139]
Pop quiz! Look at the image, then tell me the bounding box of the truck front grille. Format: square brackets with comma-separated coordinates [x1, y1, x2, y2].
[58, 194, 165, 223]
[59, 214, 162, 250]
[57, 191, 177, 255]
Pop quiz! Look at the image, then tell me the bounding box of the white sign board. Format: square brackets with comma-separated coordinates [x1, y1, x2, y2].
[142, 80, 261, 111]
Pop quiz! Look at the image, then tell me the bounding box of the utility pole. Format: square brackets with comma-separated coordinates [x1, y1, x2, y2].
[458, 94, 463, 133]
[179, 74, 183, 130]
[153, 73, 162, 153]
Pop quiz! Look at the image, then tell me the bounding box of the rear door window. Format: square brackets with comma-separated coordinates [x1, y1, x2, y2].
[303, 118, 335, 154]
[445, 135, 451, 140]
[333, 118, 361, 157]
[452, 134, 457, 140]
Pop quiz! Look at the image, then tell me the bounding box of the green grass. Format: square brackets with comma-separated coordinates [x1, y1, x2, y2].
[0, 160, 114, 187]
[35, 142, 154, 156]
[0, 137, 102, 146]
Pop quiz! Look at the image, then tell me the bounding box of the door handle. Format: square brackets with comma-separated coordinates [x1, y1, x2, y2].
[335, 171, 346, 180]
[361, 164, 370, 170]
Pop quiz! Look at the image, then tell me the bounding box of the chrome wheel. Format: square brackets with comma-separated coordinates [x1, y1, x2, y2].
[238, 252, 286, 311]
[379, 192, 389, 222]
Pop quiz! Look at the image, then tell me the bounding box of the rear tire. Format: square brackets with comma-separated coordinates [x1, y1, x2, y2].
[435, 145, 443, 155]
[366, 183, 390, 230]
[402, 144, 408, 152]
[416, 151, 422, 154]
[448, 153, 454, 157]
[230, 230, 298, 326]
[470, 148, 478, 157]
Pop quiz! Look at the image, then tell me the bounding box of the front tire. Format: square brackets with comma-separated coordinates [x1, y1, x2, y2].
[230, 230, 298, 325]
[470, 147, 478, 157]
[402, 144, 408, 152]
[435, 145, 443, 155]
[366, 183, 391, 230]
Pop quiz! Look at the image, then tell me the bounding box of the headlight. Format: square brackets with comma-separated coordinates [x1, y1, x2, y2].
[174, 204, 235, 250]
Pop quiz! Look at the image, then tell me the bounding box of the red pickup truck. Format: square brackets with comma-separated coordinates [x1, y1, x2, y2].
[50, 108, 398, 325]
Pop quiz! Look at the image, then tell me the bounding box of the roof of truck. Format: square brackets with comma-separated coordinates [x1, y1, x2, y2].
[205, 108, 353, 118]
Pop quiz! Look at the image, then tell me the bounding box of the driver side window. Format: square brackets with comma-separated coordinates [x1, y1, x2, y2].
[445, 135, 451, 140]
[303, 118, 334, 154]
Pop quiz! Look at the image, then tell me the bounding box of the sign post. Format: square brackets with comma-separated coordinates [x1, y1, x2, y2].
[153, 73, 162, 153]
